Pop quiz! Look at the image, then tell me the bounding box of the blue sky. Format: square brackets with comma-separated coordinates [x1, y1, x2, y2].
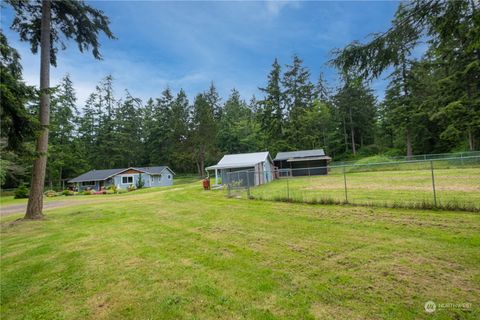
[1, 1, 399, 105]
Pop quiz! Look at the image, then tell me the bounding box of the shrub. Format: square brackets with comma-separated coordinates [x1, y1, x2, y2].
[355, 155, 394, 165]
[14, 185, 29, 199]
[106, 184, 117, 192]
[136, 174, 145, 189]
[45, 190, 57, 197]
[117, 188, 128, 194]
[105, 189, 115, 195]
[62, 190, 74, 196]
[81, 190, 94, 195]
[127, 184, 136, 192]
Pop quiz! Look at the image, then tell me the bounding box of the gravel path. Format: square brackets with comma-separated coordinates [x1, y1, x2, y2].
[1, 200, 90, 217]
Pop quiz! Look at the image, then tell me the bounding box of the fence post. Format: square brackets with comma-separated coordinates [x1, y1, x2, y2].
[227, 178, 231, 198]
[246, 170, 251, 199]
[430, 160, 437, 207]
[343, 166, 348, 203]
[286, 170, 290, 201]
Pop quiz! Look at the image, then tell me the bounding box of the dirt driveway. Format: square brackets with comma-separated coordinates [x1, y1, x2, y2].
[1, 200, 91, 217]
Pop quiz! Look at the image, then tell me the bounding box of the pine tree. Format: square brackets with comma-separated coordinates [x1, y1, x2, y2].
[258, 58, 284, 154]
[282, 55, 315, 149]
[47, 74, 86, 188]
[116, 91, 142, 167]
[191, 93, 216, 177]
[168, 89, 191, 172]
[0, 31, 36, 151]
[6, 0, 114, 218]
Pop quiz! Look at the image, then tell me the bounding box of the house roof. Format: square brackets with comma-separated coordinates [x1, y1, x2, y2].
[274, 149, 329, 161]
[69, 166, 174, 183]
[206, 152, 272, 170]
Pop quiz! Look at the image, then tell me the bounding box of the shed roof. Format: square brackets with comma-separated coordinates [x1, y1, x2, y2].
[69, 166, 173, 183]
[206, 152, 271, 170]
[274, 149, 327, 161]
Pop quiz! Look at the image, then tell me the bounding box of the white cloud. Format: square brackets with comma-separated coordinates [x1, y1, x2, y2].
[265, 1, 301, 17]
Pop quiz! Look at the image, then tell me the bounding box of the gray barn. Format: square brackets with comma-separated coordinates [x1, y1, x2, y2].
[274, 149, 331, 176]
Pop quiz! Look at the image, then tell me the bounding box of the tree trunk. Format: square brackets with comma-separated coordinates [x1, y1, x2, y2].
[349, 106, 356, 156]
[25, 0, 51, 220]
[468, 128, 474, 151]
[406, 128, 413, 159]
[343, 116, 348, 153]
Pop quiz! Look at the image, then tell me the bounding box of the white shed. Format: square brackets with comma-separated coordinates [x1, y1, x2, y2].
[206, 152, 274, 187]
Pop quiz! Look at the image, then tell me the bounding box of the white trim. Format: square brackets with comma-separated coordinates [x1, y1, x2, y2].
[120, 174, 135, 185]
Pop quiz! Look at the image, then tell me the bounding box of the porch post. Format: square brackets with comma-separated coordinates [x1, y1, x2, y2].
[215, 169, 219, 185]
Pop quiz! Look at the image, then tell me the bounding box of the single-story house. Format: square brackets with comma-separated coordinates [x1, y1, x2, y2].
[206, 152, 274, 187]
[274, 149, 331, 176]
[68, 166, 175, 191]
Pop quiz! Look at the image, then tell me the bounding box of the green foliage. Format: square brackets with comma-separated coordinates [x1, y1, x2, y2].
[0, 31, 36, 151]
[62, 189, 74, 196]
[6, 0, 115, 66]
[44, 190, 57, 197]
[136, 174, 145, 189]
[14, 184, 28, 198]
[354, 155, 394, 165]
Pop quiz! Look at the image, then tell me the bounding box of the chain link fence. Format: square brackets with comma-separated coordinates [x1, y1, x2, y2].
[225, 156, 480, 211]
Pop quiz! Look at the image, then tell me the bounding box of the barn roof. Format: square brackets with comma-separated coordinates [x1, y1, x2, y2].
[206, 152, 272, 170]
[69, 166, 174, 183]
[274, 149, 329, 161]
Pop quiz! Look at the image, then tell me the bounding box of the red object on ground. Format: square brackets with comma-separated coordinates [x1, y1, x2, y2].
[202, 178, 210, 190]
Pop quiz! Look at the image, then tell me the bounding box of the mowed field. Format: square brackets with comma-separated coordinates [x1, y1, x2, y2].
[249, 167, 480, 210]
[1, 177, 480, 319]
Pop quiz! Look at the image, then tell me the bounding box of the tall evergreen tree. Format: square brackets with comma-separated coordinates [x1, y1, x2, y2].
[168, 89, 191, 172]
[47, 74, 86, 188]
[282, 55, 315, 149]
[258, 58, 284, 154]
[191, 93, 216, 176]
[6, 0, 115, 219]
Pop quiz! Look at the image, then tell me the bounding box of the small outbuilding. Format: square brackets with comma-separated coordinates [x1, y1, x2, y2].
[206, 152, 274, 187]
[274, 149, 331, 176]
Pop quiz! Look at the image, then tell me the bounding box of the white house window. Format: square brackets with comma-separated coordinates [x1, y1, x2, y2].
[122, 176, 133, 184]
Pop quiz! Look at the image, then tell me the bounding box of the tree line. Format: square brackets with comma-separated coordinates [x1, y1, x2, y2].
[2, 0, 479, 193]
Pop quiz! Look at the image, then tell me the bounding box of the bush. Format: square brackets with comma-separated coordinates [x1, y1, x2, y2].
[383, 148, 403, 157]
[14, 185, 29, 199]
[81, 190, 95, 195]
[105, 189, 115, 195]
[355, 155, 394, 165]
[117, 188, 128, 194]
[136, 174, 145, 189]
[127, 184, 136, 192]
[106, 184, 117, 192]
[62, 189, 74, 196]
[44, 190, 57, 197]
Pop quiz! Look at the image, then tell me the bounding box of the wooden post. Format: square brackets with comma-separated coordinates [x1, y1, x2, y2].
[430, 161, 437, 207]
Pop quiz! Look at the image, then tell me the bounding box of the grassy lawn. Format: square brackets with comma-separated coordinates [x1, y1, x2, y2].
[0, 175, 200, 207]
[1, 181, 479, 319]
[248, 167, 480, 210]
